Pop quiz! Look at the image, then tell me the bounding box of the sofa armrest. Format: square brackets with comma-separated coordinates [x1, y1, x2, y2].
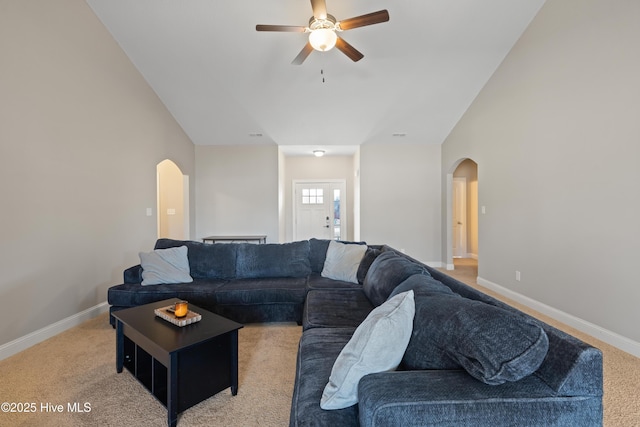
[123, 264, 142, 284]
[357, 370, 602, 427]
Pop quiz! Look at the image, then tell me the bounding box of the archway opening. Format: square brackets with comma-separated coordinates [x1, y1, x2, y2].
[446, 158, 478, 273]
[157, 159, 189, 240]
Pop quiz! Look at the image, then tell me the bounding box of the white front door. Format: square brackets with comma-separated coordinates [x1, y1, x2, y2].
[294, 181, 346, 241]
[452, 177, 467, 258]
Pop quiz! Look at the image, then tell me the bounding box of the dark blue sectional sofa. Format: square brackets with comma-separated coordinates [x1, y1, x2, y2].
[107, 238, 603, 426]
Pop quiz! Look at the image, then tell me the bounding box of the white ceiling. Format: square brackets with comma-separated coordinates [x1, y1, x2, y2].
[86, 0, 545, 155]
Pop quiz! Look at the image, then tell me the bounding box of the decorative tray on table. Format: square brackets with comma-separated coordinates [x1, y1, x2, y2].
[154, 305, 202, 327]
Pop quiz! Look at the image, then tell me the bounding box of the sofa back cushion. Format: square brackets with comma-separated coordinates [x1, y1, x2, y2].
[309, 238, 331, 273]
[235, 240, 311, 279]
[389, 273, 455, 299]
[363, 250, 428, 306]
[356, 247, 382, 285]
[422, 264, 602, 394]
[154, 238, 237, 280]
[403, 287, 549, 385]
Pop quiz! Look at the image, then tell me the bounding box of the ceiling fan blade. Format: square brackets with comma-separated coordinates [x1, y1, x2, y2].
[292, 42, 314, 65]
[310, 0, 327, 19]
[256, 24, 306, 32]
[335, 37, 364, 62]
[338, 10, 389, 31]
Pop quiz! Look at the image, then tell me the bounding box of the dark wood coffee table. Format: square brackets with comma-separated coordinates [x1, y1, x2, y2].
[112, 298, 244, 427]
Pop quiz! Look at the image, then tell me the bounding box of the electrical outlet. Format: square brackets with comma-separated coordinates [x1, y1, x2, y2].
[516, 271, 521, 281]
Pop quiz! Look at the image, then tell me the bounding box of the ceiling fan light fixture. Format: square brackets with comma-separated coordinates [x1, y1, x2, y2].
[309, 28, 337, 51]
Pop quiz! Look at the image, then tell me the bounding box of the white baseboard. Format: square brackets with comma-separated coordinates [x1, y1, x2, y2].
[424, 261, 444, 268]
[477, 276, 640, 358]
[0, 302, 109, 361]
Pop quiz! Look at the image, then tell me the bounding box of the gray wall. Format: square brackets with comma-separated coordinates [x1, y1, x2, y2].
[360, 143, 442, 264]
[442, 0, 640, 343]
[193, 143, 444, 265]
[0, 0, 195, 346]
[195, 145, 280, 242]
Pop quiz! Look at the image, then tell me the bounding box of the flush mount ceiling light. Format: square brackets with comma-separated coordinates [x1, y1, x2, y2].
[256, 0, 389, 65]
[313, 150, 326, 157]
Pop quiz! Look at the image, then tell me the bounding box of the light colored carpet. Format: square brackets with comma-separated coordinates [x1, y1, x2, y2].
[0, 317, 301, 426]
[0, 264, 638, 426]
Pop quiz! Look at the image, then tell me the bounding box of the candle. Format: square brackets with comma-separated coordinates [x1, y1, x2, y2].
[174, 301, 188, 318]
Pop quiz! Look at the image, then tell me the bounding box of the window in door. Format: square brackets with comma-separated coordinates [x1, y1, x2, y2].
[333, 189, 341, 239]
[302, 188, 324, 205]
[293, 181, 347, 241]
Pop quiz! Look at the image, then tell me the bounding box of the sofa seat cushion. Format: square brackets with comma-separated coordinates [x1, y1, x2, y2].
[154, 238, 237, 279]
[363, 250, 429, 306]
[358, 370, 602, 427]
[290, 328, 359, 427]
[236, 241, 311, 279]
[403, 289, 549, 385]
[306, 273, 363, 291]
[107, 279, 228, 308]
[303, 289, 373, 331]
[214, 277, 307, 305]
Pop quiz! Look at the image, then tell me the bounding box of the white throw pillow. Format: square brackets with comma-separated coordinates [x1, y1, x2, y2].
[139, 246, 193, 286]
[321, 240, 368, 284]
[320, 290, 415, 410]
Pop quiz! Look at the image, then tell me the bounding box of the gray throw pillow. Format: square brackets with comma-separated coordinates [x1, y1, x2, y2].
[139, 246, 193, 286]
[321, 240, 368, 284]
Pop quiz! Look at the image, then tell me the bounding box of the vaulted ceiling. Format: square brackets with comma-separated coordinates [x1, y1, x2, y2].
[86, 0, 545, 155]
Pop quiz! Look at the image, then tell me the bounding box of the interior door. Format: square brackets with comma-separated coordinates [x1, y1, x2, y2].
[452, 177, 467, 258]
[294, 182, 346, 241]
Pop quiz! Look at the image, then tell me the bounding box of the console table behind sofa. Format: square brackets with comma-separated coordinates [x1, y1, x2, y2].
[202, 235, 267, 244]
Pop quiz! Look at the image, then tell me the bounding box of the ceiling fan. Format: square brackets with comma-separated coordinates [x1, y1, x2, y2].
[256, 0, 389, 65]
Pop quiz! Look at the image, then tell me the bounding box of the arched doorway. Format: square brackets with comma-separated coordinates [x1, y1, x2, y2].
[157, 159, 189, 240]
[446, 158, 478, 272]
